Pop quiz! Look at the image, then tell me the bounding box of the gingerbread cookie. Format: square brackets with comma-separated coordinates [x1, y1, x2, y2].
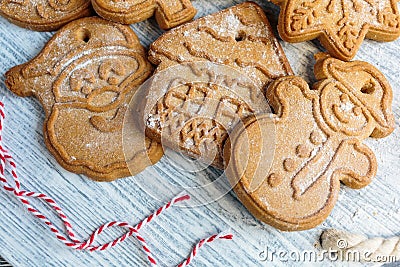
[272, 0, 400, 60]
[144, 2, 293, 168]
[5, 17, 163, 181]
[224, 53, 395, 231]
[0, 0, 91, 31]
[91, 0, 196, 30]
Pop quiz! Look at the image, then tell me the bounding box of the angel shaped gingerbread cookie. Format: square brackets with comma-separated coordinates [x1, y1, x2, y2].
[273, 0, 400, 60]
[5, 17, 163, 181]
[224, 53, 395, 231]
[0, 0, 91, 31]
[91, 0, 196, 29]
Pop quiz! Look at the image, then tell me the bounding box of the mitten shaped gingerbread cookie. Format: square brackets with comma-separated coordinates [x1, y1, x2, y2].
[5, 17, 163, 181]
[0, 0, 91, 31]
[144, 2, 293, 168]
[91, 0, 196, 29]
[272, 0, 400, 60]
[224, 53, 395, 231]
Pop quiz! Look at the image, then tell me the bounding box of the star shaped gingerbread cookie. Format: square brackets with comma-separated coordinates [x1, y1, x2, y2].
[273, 0, 400, 60]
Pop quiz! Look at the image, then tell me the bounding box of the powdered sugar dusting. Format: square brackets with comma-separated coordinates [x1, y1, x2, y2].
[151, 3, 293, 89]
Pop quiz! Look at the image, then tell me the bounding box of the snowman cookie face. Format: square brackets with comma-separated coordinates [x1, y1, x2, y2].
[315, 55, 395, 139]
[224, 54, 395, 231]
[5, 17, 163, 181]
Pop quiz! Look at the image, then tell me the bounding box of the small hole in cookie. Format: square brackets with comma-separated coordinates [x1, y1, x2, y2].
[76, 28, 91, 43]
[361, 80, 375, 94]
[235, 31, 246, 42]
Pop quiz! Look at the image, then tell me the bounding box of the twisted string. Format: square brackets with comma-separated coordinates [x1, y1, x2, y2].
[0, 100, 233, 266]
[321, 229, 400, 262]
[178, 231, 234, 267]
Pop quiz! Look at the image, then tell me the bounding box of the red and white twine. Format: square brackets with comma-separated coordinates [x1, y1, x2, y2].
[0, 100, 233, 266]
[177, 231, 234, 267]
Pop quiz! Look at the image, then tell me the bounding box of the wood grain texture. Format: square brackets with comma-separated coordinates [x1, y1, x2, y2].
[0, 256, 11, 267]
[0, 0, 399, 266]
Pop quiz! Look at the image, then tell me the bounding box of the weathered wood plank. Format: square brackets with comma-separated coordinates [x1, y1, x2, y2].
[0, 0, 399, 266]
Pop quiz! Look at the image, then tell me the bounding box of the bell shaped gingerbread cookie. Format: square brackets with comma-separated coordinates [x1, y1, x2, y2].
[224, 53, 395, 231]
[91, 0, 196, 30]
[5, 17, 163, 181]
[273, 0, 400, 60]
[0, 0, 91, 31]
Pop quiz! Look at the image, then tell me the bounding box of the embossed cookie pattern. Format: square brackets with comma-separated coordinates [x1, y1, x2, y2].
[224, 54, 395, 231]
[273, 0, 400, 60]
[0, 0, 91, 31]
[91, 0, 196, 29]
[145, 2, 293, 168]
[5, 17, 163, 181]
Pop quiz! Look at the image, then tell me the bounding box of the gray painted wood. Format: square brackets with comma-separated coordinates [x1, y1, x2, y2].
[0, 0, 399, 266]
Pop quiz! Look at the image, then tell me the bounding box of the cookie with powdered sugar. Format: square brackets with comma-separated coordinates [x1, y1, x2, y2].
[5, 17, 163, 181]
[143, 2, 293, 169]
[0, 0, 91, 31]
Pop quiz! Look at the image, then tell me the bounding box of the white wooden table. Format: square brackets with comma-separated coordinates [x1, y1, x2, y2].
[0, 0, 399, 266]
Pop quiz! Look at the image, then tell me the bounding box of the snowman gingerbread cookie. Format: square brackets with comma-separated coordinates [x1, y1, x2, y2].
[224, 53, 395, 231]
